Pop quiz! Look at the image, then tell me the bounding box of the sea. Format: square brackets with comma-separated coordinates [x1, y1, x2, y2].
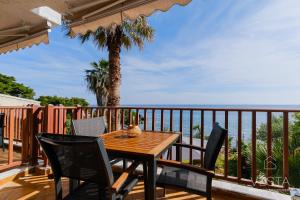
[126, 104, 300, 146]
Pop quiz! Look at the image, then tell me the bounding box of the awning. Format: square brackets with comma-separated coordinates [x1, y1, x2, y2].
[0, 0, 192, 54]
[0, 1, 64, 54]
[0, 30, 49, 54]
[66, 0, 192, 36]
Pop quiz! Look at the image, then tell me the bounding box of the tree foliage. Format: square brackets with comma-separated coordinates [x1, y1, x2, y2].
[37, 96, 89, 106]
[253, 115, 300, 187]
[75, 16, 154, 51]
[257, 115, 286, 141]
[290, 113, 300, 152]
[85, 59, 109, 106]
[0, 73, 35, 99]
[124, 110, 144, 127]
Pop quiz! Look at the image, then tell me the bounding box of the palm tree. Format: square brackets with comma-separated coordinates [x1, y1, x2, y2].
[78, 16, 153, 106]
[85, 59, 109, 106]
[68, 16, 154, 130]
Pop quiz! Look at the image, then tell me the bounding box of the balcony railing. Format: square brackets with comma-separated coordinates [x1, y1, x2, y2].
[1, 105, 299, 191]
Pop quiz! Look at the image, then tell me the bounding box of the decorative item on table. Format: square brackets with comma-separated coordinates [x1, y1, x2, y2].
[127, 113, 142, 137]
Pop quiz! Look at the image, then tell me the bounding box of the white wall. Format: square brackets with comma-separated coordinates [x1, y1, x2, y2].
[0, 94, 40, 106]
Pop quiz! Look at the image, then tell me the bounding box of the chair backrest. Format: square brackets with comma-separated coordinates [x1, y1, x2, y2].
[204, 123, 227, 170]
[72, 117, 107, 137]
[36, 133, 114, 187]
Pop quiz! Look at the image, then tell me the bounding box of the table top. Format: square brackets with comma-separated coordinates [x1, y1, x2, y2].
[100, 130, 180, 158]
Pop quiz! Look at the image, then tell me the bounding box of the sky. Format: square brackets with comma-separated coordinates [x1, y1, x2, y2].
[1, 0, 300, 105]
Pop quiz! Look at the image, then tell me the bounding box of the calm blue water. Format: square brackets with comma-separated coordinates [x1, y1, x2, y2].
[126, 105, 300, 146]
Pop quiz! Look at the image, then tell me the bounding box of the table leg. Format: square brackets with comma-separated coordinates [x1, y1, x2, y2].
[123, 158, 127, 170]
[176, 137, 182, 162]
[143, 161, 149, 200]
[148, 158, 157, 200]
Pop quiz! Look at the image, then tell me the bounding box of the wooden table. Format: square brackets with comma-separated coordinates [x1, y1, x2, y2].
[101, 130, 180, 200]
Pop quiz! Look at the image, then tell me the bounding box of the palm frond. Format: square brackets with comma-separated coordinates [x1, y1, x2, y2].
[85, 59, 109, 99]
[121, 35, 132, 50]
[121, 16, 154, 50]
[79, 31, 93, 44]
[93, 28, 108, 49]
[70, 16, 153, 52]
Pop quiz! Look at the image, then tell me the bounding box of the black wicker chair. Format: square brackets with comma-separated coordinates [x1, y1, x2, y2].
[0, 113, 5, 152]
[156, 123, 227, 200]
[72, 117, 107, 136]
[36, 133, 139, 200]
[71, 117, 124, 166]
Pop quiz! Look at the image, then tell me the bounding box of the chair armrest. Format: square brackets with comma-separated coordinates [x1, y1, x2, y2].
[109, 158, 122, 165]
[111, 161, 139, 192]
[173, 143, 206, 152]
[157, 159, 214, 177]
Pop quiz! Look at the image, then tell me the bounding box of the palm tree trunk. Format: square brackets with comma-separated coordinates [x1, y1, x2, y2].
[95, 91, 106, 117]
[107, 29, 122, 130]
[96, 91, 103, 107]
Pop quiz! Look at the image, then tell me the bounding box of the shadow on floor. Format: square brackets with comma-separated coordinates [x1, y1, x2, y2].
[0, 174, 240, 200]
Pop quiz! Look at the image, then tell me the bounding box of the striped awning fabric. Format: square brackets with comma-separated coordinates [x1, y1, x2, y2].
[0, 0, 192, 54]
[67, 0, 192, 36]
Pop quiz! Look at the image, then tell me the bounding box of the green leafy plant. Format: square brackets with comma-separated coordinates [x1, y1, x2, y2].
[0, 73, 35, 99]
[37, 96, 88, 106]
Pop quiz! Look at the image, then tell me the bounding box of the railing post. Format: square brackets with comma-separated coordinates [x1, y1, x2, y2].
[70, 105, 82, 135]
[200, 110, 204, 167]
[8, 109, 14, 165]
[58, 104, 64, 134]
[121, 109, 125, 129]
[224, 110, 229, 177]
[251, 111, 257, 184]
[43, 105, 54, 166]
[169, 109, 174, 160]
[63, 107, 67, 134]
[152, 109, 155, 131]
[212, 110, 216, 126]
[30, 105, 40, 165]
[189, 110, 193, 164]
[129, 109, 132, 126]
[108, 109, 112, 132]
[21, 108, 29, 163]
[75, 105, 82, 120]
[143, 109, 147, 131]
[283, 112, 289, 189]
[136, 109, 140, 125]
[176, 110, 183, 162]
[237, 111, 242, 181]
[170, 110, 173, 132]
[161, 109, 164, 131]
[266, 112, 272, 185]
[115, 108, 119, 130]
[44, 105, 54, 134]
